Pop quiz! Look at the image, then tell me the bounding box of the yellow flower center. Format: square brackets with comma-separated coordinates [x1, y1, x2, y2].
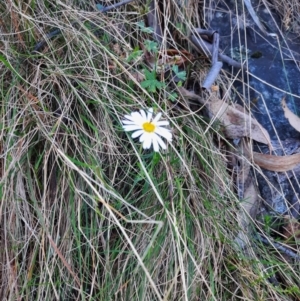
[142, 122, 155, 133]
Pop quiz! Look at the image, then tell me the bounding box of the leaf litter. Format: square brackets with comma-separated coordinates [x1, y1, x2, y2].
[179, 85, 300, 253]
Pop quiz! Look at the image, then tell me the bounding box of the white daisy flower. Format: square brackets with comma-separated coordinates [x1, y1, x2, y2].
[122, 108, 172, 152]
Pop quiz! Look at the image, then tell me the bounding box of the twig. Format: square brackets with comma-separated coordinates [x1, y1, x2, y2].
[243, 0, 268, 36]
[100, 0, 134, 13]
[202, 61, 223, 90]
[194, 28, 216, 37]
[147, 0, 163, 44]
[255, 233, 300, 261]
[211, 31, 219, 65]
[33, 28, 62, 53]
[191, 32, 244, 69]
[201, 31, 222, 90]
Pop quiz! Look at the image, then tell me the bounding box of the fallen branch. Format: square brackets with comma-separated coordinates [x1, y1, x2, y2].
[211, 31, 219, 65]
[202, 61, 223, 90]
[201, 31, 223, 90]
[255, 233, 300, 261]
[191, 31, 244, 69]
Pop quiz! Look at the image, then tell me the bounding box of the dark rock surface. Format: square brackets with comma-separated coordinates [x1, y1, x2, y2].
[205, 0, 300, 217]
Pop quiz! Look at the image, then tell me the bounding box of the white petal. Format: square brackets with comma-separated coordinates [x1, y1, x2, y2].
[140, 109, 147, 120]
[146, 108, 153, 121]
[152, 137, 160, 152]
[152, 112, 162, 123]
[131, 130, 144, 138]
[123, 114, 134, 121]
[155, 120, 169, 126]
[122, 109, 172, 152]
[125, 112, 144, 124]
[123, 125, 142, 131]
[122, 120, 136, 125]
[155, 127, 172, 141]
[155, 134, 167, 149]
[142, 134, 152, 149]
[123, 113, 138, 122]
[140, 132, 154, 142]
[139, 133, 146, 142]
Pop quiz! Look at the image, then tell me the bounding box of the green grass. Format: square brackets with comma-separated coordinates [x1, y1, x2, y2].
[1, 0, 300, 300]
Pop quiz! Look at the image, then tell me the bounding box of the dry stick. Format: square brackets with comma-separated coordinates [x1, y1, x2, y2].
[255, 233, 300, 261]
[190, 33, 244, 69]
[190, 33, 211, 57]
[194, 28, 216, 37]
[100, 0, 134, 13]
[202, 31, 223, 90]
[202, 61, 223, 90]
[33, 0, 135, 52]
[211, 31, 219, 65]
[147, 0, 163, 44]
[243, 0, 267, 36]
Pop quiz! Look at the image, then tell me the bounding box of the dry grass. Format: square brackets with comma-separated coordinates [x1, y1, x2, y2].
[0, 0, 300, 300]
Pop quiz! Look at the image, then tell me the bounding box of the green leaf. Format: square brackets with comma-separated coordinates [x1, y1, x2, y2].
[126, 47, 143, 63]
[144, 40, 158, 53]
[171, 65, 187, 81]
[141, 79, 165, 93]
[144, 69, 156, 80]
[0, 54, 23, 80]
[137, 21, 154, 33]
[168, 92, 178, 102]
[67, 156, 93, 168]
[141, 69, 165, 92]
[152, 152, 161, 165]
